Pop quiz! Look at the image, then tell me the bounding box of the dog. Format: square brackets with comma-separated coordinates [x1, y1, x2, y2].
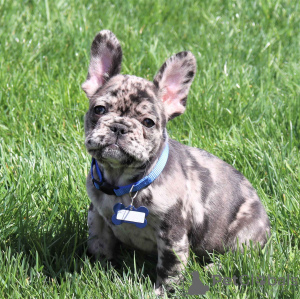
[82, 30, 270, 295]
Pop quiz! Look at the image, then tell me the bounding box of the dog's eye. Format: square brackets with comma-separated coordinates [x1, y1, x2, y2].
[142, 118, 155, 128]
[94, 106, 106, 115]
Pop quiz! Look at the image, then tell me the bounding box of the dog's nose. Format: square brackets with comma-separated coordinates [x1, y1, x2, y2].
[109, 123, 128, 135]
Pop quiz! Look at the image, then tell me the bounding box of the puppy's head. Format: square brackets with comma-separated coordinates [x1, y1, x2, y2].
[82, 30, 196, 167]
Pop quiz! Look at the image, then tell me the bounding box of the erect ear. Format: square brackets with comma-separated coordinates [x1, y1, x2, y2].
[82, 30, 122, 97]
[153, 51, 196, 120]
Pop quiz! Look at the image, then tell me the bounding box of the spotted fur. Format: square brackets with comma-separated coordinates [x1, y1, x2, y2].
[82, 30, 270, 295]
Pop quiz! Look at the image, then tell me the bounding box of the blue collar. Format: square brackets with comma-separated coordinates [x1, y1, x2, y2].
[91, 143, 169, 196]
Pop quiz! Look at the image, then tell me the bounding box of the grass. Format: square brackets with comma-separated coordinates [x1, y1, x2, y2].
[0, 0, 299, 297]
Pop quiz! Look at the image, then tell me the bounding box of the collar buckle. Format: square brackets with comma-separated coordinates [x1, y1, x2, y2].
[92, 178, 118, 195]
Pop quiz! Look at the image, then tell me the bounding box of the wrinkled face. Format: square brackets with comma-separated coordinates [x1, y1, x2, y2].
[85, 75, 166, 166]
[82, 30, 196, 168]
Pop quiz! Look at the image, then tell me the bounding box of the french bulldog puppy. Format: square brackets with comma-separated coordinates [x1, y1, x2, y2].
[82, 30, 270, 295]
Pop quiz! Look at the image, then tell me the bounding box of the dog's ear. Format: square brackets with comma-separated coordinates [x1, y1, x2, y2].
[153, 51, 196, 120]
[82, 30, 122, 97]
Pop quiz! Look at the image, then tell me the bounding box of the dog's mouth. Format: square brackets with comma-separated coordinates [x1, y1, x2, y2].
[102, 143, 125, 159]
[88, 142, 135, 165]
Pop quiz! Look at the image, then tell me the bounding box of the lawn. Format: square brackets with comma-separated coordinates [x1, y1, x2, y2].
[0, 0, 299, 298]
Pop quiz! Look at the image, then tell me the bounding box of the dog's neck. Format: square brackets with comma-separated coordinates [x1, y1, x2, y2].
[94, 137, 168, 188]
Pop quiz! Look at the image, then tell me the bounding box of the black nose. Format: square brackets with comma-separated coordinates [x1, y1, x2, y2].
[110, 123, 128, 135]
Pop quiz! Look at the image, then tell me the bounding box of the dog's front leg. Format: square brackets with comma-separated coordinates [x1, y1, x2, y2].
[155, 232, 189, 295]
[87, 203, 117, 261]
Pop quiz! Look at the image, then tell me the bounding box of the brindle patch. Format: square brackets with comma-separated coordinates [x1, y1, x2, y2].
[159, 199, 186, 246]
[154, 139, 188, 186]
[185, 150, 214, 203]
[228, 196, 246, 224]
[139, 190, 153, 206]
[189, 213, 209, 249]
[198, 166, 213, 203]
[227, 199, 265, 242]
[156, 266, 168, 280]
[89, 202, 94, 211]
[251, 200, 264, 216]
[160, 249, 181, 274]
[119, 105, 131, 116]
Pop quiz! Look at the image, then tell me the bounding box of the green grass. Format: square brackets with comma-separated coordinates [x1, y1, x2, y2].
[0, 0, 299, 297]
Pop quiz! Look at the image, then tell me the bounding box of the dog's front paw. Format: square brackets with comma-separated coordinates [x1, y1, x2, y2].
[154, 285, 164, 297]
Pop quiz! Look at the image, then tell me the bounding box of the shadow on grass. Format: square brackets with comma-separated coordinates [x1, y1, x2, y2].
[1, 205, 157, 285]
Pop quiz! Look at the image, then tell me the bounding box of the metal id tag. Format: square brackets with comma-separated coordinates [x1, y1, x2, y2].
[112, 203, 149, 228]
[116, 209, 145, 223]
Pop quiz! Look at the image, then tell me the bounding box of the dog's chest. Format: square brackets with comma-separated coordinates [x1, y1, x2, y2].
[95, 194, 158, 253]
[109, 217, 157, 253]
